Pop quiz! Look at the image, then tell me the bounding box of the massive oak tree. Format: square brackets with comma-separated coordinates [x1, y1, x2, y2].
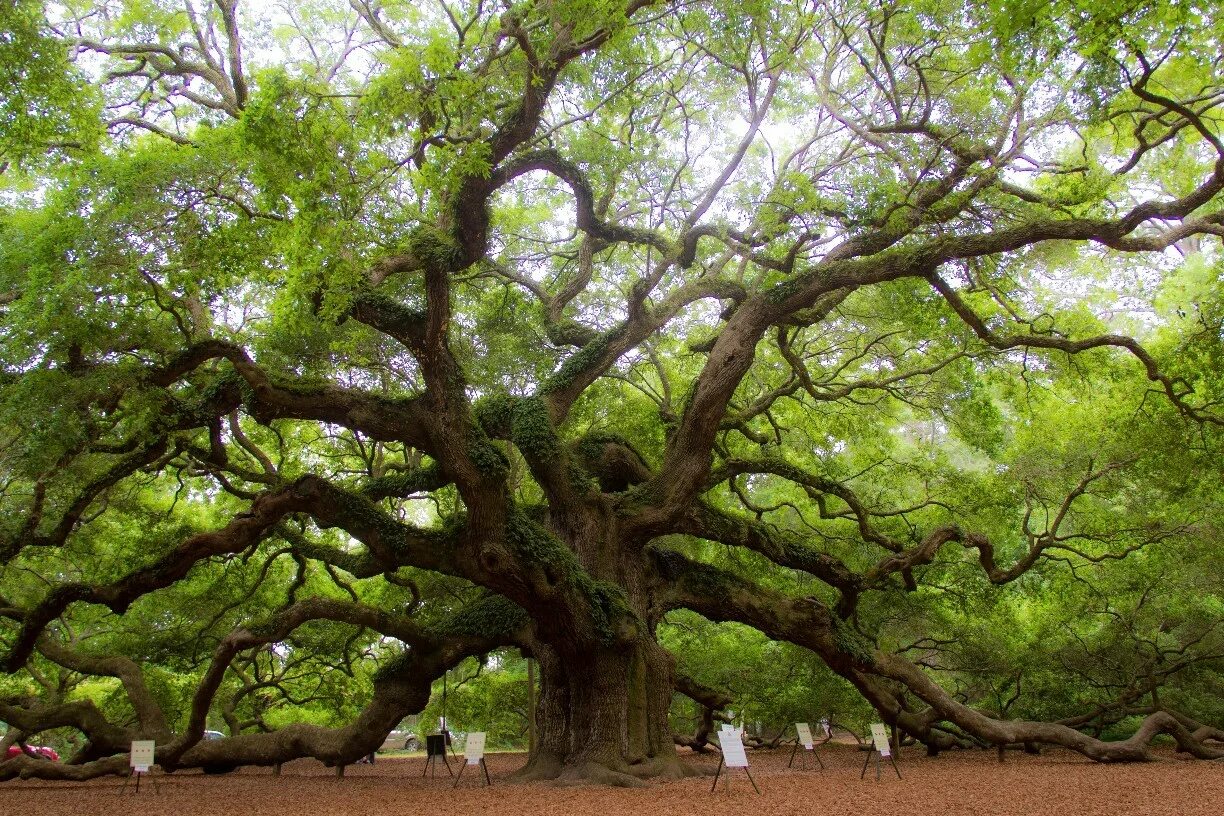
[2, 0, 1223, 784]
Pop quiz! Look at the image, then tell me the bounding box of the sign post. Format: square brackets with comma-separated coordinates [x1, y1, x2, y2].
[453, 731, 491, 788]
[860, 723, 901, 781]
[788, 722, 825, 770]
[423, 733, 453, 778]
[710, 729, 760, 794]
[120, 740, 158, 794]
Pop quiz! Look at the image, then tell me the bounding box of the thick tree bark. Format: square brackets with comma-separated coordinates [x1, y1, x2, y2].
[489, 489, 703, 785]
[517, 636, 694, 786]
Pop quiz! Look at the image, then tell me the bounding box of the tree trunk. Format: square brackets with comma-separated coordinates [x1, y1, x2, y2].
[526, 655, 537, 754]
[515, 635, 695, 786]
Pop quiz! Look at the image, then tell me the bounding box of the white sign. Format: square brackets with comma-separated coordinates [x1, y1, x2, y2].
[130, 740, 156, 772]
[795, 722, 814, 749]
[718, 731, 749, 768]
[464, 731, 486, 764]
[869, 723, 891, 757]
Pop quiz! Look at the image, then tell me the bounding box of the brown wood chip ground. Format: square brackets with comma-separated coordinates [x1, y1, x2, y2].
[1, 744, 1220, 815]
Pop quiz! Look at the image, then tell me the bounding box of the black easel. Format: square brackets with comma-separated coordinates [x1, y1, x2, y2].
[788, 738, 825, 770]
[423, 734, 453, 777]
[119, 766, 159, 794]
[710, 754, 760, 794]
[453, 757, 491, 787]
[859, 744, 901, 780]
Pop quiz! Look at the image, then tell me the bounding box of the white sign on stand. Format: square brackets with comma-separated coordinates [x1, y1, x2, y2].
[453, 731, 491, 787]
[130, 740, 155, 773]
[862, 722, 901, 780]
[718, 731, 749, 768]
[787, 720, 825, 770]
[870, 723, 891, 757]
[712, 729, 759, 793]
[464, 731, 486, 765]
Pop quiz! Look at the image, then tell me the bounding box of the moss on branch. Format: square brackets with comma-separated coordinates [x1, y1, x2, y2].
[361, 463, 443, 500]
[504, 509, 634, 645]
[431, 594, 529, 640]
[539, 327, 623, 395]
[406, 225, 462, 272]
[474, 393, 559, 461]
[831, 616, 875, 665]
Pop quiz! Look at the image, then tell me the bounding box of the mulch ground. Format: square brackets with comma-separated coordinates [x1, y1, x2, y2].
[2, 744, 1220, 816]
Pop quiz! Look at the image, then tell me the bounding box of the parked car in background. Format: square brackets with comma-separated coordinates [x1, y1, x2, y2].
[5, 745, 59, 761]
[379, 730, 420, 752]
[203, 730, 225, 740]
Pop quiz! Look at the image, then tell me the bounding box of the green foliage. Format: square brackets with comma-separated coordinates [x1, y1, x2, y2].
[413, 652, 534, 749]
[663, 613, 873, 735]
[0, 1, 101, 169]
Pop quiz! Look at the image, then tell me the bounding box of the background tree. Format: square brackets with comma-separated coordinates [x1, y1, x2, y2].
[2, 0, 1223, 785]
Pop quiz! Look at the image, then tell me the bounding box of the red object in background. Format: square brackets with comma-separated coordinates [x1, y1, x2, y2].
[5, 745, 59, 761]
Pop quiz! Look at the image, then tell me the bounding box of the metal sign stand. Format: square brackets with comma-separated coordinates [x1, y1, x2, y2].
[859, 745, 902, 781]
[453, 757, 491, 788]
[119, 767, 159, 794]
[788, 723, 825, 770]
[710, 754, 761, 794]
[788, 740, 825, 770]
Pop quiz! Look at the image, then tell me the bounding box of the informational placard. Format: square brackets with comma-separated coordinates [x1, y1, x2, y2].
[426, 734, 447, 757]
[795, 722, 814, 749]
[130, 740, 155, 772]
[869, 723, 891, 757]
[718, 731, 749, 768]
[464, 731, 486, 764]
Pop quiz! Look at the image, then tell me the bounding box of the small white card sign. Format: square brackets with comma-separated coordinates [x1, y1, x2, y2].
[869, 723, 891, 757]
[464, 731, 486, 764]
[718, 730, 749, 768]
[130, 740, 156, 772]
[795, 722, 814, 749]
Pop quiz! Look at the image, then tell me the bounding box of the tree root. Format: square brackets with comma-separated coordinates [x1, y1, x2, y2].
[555, 762, 649, 788]
[508, 751, 564, 783]
[625, 755, 706, 779]
[510, 751, 705, 785]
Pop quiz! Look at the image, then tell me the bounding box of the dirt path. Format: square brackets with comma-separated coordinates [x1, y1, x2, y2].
[2, 745, 1220, 816]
